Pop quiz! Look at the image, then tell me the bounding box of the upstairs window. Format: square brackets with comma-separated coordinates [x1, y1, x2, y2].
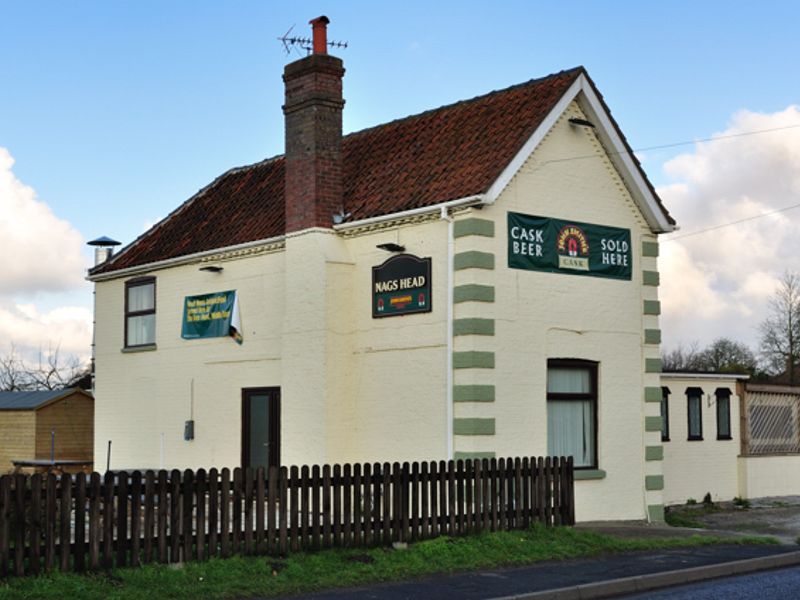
[125, 278, 156, 347]
[687, 387, 703, 441]
[547, 360, 598, 469]
[716, 388, 732, 440]
[661, 387, 670, 442]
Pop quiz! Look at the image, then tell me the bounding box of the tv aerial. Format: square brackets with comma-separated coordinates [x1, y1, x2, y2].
[278, 24, 348, 57]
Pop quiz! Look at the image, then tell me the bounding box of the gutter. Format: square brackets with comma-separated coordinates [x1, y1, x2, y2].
[660, 373, 751, 381]
[86, 234, 286, 282]
[333, 195, 484, 232]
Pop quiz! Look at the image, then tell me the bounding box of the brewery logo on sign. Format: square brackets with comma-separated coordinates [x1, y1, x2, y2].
[556, 225, 589, 271]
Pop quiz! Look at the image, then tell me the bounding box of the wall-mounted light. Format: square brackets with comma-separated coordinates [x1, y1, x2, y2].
[568, 117, 596, 128]
[199, 265, 224, 273]
[376, 243, 405, 253]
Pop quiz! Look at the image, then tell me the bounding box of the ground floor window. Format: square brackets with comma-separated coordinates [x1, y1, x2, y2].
[547, 359, 598, 469]
[661, 387, 670, 441]
[687, 387, 703, 441]
[716, 388, 732, 440]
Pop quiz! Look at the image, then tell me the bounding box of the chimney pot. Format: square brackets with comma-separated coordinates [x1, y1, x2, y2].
[309, 16, 330, 55]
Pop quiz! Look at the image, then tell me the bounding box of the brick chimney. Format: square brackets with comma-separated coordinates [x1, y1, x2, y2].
[283, 16, 345, 232]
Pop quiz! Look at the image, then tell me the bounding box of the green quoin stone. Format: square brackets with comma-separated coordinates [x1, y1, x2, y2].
[645, 475, 664, 491]
[643, 270, 660, 286]
[454, 218, 495, 238]
[648, 504, 665, 522]
[454, 251, 495, 270]
[454, 451, 496, 460]
[453, 351, 495, 369]
[645, 446, 664, 461]
[645, 416, 663, 431]
[453, 418, 495, 436]
[645, 358, 663, 373]
[643, 300, 661, 315]
[453, 385, 495, 402]
[453, 318, 495, 336]
[644, 329, 662, 345]
[642, 241, 659, 257]
[454, 284, 495, 303]
[644, 387, 663, 402]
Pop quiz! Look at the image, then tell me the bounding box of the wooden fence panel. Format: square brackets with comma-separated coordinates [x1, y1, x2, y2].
[220, 468, 231, 559]
[0, 455, 573, 577]
[130, 471, 141, 568]
[157, 470, 169, 563]
[289, 466, 300, 552]
[243, 468, 253, 556]
[208, 469, 219, 559]
[255, 467, 265, 554]
[46, 473, 57, 571]
[196, 469, 206, 562]
[143, 471, 155, 564]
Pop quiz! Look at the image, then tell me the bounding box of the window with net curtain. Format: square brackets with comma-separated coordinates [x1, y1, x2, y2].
[547, 360, 597, 469]
[125, 278, 156, 347]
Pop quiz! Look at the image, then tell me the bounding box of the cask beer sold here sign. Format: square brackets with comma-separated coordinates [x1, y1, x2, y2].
[507, 212, 632, 280]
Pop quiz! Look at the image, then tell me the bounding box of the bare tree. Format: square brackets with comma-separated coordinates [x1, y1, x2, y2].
[759, 271, 800, 383]
[0, 345, 29, 391]
[0, 344, 89, 392]
[699, 338, 757, 374]
[661, 341, 704, 372]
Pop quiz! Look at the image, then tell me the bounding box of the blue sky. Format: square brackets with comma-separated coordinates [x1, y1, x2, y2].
[1, 1, 799, 359]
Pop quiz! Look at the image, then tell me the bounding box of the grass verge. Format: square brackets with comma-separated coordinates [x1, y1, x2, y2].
[0, 526, 777, 600]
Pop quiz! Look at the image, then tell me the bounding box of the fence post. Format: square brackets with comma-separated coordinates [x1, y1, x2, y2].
[60, 472, 72, 572]
[195, 469, 206, 562]
[0, 476, 7, 578]
[207, 468, 218, 559]
[89, 472, 101, 570]
[255, 467, 265, 554]
[130, 471, 141, 568]
[75, 473, 88, 571]
[219, 468, 230, 559]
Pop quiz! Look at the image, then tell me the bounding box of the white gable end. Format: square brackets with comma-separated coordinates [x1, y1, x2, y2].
[483, 74, 675, 234]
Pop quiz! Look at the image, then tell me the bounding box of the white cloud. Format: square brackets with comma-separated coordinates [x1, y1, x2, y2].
[658, 106, 800, 351]
[0, 302, 92, 361]
[0, 148, 87, 294]
[0, 147, 91, 362]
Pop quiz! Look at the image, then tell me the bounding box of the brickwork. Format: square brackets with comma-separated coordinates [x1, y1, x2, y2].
[283, 54, 345, 232]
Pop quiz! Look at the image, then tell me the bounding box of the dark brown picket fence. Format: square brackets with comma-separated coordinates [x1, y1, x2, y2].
[0, 456, 574, 577]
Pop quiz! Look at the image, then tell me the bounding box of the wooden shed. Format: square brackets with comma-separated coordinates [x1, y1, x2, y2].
[0, 388, 93, 473]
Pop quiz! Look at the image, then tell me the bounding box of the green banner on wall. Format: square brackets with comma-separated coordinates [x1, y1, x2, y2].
[508, 212, 632, 280]
[181, 290, 243, 343]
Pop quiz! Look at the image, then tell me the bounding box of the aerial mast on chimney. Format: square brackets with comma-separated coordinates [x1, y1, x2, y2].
[278, 17, 348, 56]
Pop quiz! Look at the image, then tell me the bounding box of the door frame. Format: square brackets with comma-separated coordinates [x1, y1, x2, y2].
[241, 387, 281, 469]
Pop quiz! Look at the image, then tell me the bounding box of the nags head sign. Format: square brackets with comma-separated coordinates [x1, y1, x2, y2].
[508, 212, 632, 280]
[372, 254, 432, 318]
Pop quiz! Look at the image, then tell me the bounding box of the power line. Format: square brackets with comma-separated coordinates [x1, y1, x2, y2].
[541, 122, 800, 166]
[663, 201, 800, 243]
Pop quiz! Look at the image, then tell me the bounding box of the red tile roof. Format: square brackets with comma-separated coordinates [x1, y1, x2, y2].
[92, 67, 671, 275]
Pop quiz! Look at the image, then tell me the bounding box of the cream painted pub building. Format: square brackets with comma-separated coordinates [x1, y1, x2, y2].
[89, 18, 675, 522]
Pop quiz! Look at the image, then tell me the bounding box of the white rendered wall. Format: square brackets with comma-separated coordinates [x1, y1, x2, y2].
[660, 375, 741, 505]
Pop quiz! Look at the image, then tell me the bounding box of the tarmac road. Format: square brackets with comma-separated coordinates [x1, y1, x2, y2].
[617, 565, 800, 599]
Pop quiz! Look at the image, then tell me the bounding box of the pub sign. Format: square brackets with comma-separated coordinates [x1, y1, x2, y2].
[508, 212, 632, 280]
[372, 254, 432, 318]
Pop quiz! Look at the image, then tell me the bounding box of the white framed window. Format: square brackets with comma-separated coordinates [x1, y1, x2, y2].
[547, 360, 598, 469]
[125, 278, 156, 347]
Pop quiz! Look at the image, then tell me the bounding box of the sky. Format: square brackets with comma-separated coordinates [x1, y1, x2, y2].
[0, 1, 798, 365]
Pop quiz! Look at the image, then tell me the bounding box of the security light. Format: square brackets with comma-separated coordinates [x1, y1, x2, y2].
[376, 243, 405, 253]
